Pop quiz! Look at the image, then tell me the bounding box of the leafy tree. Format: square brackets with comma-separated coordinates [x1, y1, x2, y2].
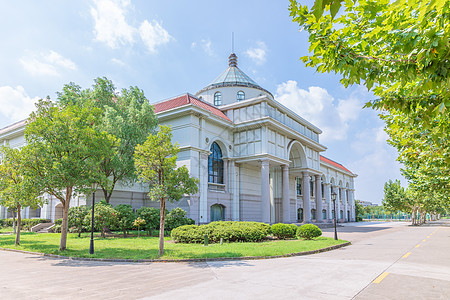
[68, 206, 89, 237]
[84, 200, 118, 238]
[0, 146, 42, 245]
[58, 78, 157, 203]
[136, 206, 161, 235]
[133, 217, 146, 237]
[24, 98, 116, 250]
[354, 200, 364, 222]
[382, 180, 410, 213]
[289, 0, 450, 117]
[134, 126, 199, 256]
[114, 204, 135, 237]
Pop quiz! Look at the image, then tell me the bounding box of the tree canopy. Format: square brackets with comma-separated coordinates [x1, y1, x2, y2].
[0, 146, 42, 245]
[25, 98, 116, 250]
[58, 77, 157, 203]
[289, 0, 450, 117]
[134, 125, 198, 256]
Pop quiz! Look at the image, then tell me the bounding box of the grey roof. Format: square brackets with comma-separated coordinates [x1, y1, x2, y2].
[196, 53, 273, 97]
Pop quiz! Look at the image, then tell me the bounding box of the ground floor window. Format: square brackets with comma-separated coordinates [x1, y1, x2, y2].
[332, 209, 335, 219]
[297, 208, 303, 222]
[340, 210, 343, 220]
[322, 209, 326, 220]
[347, 210, 350, 221]
[311, 209, 316, 220]
[210, 204, 225, 222]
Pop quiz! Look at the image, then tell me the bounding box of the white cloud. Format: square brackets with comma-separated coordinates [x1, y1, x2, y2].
[0, 86, 40, 122]
[246, 41, 267, 65]
[19, 50, 77, 77]
[111, 58, 126, 66]
[275, 80, 362, 142]
[191, 39, 214, 56]
[90, 0, 173, 53]
[90, 0, 135, 48]
[139, 20, 173, 53]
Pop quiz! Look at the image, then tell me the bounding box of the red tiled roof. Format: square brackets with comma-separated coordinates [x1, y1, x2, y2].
[320, 155, 353, 174]
[153, 94, 231, 122]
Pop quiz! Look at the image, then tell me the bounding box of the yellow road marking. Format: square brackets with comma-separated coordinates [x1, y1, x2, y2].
[422, 239, 426, 242]
[415, 244, 421, 248]
[402, 252, 412, 259]
[373, 272, 390, 284]
[426, 236, 431, 238]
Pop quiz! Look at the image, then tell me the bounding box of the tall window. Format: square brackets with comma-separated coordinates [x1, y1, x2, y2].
[208, 142, 223, 184]
[237, 91, 245, 101]
[310, 176, 315, 197]
[311, 209, 316, 220]
[296, 177, 302, 195]
[211, 204, 225, 221]
[321, 181, 325, 198]
[214, 92, 222, 106]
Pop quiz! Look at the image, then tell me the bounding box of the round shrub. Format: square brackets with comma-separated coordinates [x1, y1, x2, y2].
[171, 221, 271, 243]
[271, 223, 298, 239]
[297, 224, 322, 240]
[165, 208, 195, 231]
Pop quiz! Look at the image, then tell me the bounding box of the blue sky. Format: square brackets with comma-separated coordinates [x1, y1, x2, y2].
[0, 0, 405, 204]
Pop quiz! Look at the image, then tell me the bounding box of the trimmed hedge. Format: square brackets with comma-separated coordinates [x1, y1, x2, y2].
[271, 223, 298, 239]
[297, 224, 322, 240]
[171, 221, 271, 243]
[0, 218, 51, 230]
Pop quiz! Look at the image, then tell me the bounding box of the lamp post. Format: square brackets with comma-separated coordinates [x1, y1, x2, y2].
[332, 191, 338, 241]
[89, 184, 96, 255]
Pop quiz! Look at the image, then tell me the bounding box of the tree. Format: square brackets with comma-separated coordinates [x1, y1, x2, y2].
[25, 98, 116, 250]
[354, 200, 364, 222]
[0, 146, 42, 245]
[382, 180, 410, 213]
[289, 0, 450, 117]
[134, 126, 199, 256]
[114, 204, 135, 237]
[68, 206, 89, 237]
[57, 78, 158, 203]
[136, 207, 161, 235]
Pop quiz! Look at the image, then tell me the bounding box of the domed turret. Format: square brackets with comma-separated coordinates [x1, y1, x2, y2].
[196, 53, 273, 106]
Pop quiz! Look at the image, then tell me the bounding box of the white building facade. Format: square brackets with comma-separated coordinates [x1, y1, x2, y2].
[0, 53, 357, 224]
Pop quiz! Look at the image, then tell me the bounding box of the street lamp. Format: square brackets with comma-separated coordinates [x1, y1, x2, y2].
[89, 184, 96, 255]
[331, 191, 338, 241]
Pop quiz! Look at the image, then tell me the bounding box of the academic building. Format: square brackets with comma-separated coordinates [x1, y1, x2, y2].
[0, 53, 357, 224]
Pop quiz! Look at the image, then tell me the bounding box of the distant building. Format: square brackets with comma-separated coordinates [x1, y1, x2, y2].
[359, 200, 378, 207]
[0, 53, 357, 224]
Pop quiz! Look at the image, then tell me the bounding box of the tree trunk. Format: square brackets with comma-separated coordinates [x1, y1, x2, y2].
[59, 187, 72, 251]
[12, 211, 16, 234]
[159, 197, 166, 256]
[15, 205, 21, 246]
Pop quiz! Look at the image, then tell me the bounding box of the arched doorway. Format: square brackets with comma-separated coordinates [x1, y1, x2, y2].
[210, 204, 225, 222]
[54, 203, 64, 220]
[297, 208, 303, 222]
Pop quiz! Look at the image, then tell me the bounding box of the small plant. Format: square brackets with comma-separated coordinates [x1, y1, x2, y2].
[297, 224, 322, 240]
[271, 223, 298, 239]
[133, 217, 146, 237]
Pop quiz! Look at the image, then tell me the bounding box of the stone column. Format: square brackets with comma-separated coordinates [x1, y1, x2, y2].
[315, 175, 323, 222]
[335, 186, 341, 222]
[223, 159, 228, 193]
[199, 152, 209, 224]
[302, 172, 311, 223]
[231, 161, 240, 221]
[342, 188, 348, 222]
[282, 165, 290, 223]
[261, 159, 271, 223]
[324, 183, 332, 222]
[349, 189, 355, 221]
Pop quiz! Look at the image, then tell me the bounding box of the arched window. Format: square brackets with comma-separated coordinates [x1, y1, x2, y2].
[214, 92, 222, 106]
[297, 208, 303, 222]
[211, 204, 225, 221]
[237, 91, 245, 101]
[208, 142, 223, 184]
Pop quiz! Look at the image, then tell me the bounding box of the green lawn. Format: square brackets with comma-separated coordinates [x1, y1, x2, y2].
[0, 227, 14, 233]
[0, 232, 348, 260]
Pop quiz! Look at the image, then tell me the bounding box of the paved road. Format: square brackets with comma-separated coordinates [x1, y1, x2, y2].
[1, 220, 449, 299]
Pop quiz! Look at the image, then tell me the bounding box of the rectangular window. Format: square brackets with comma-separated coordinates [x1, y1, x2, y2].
[296, 177, 302, 195]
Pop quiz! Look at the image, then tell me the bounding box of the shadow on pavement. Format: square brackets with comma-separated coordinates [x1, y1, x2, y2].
[322, 226, 391, 233]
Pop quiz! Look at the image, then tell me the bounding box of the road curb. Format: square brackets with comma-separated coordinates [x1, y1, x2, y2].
[0, 241, 351, 263]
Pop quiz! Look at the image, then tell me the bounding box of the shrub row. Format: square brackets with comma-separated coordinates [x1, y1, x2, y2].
[0, 218, 51, 230]
[171, 221, 271, 243]
[271, 223, 298, 239]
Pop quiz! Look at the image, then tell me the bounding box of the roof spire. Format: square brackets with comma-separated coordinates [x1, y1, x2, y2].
[229, 53, 237, 67]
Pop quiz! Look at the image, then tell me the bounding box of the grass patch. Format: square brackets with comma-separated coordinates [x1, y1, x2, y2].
[0, 232, 348, 260]
[0, 227, 14, 233]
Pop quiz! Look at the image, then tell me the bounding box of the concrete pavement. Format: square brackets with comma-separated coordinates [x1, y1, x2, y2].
[0, 220, 449, 299]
